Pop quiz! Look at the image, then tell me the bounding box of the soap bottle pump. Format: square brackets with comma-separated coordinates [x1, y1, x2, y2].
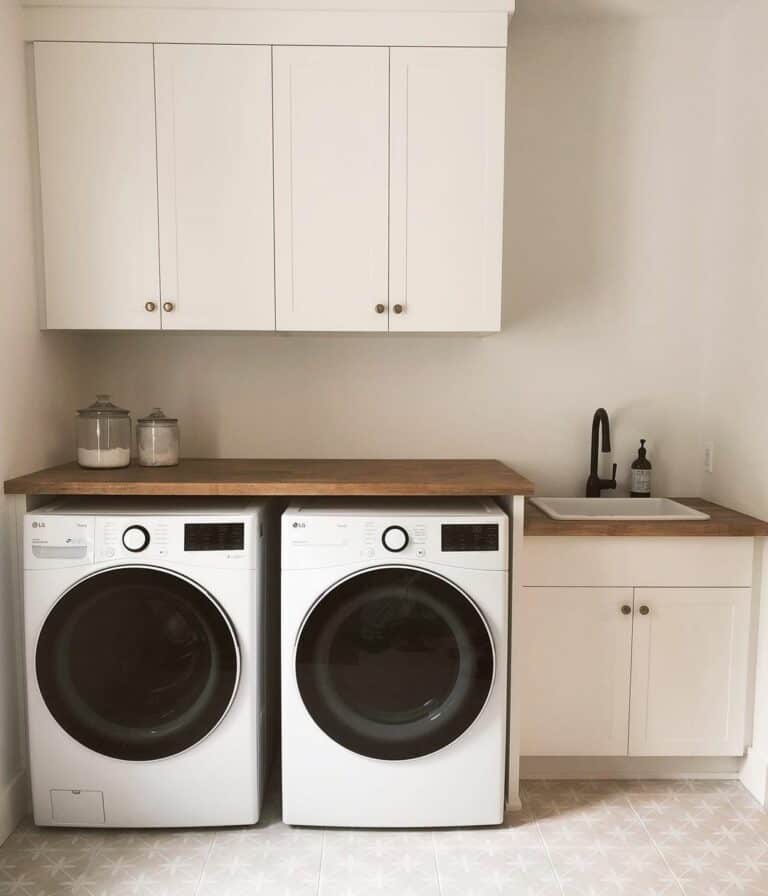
[630, 439, 652, 498]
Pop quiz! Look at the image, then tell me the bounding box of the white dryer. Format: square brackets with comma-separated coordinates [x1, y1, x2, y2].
[281, 499, 508, 828]
[23, 498, 274, 828]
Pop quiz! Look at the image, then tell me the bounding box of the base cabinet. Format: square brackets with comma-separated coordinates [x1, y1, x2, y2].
[521, 586, 751, 758]
[629, 588, 751, 757]
[520, 588, 633, 756]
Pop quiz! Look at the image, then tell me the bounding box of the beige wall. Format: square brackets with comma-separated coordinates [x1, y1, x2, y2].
[83, 16, 720, 498]
[702, 0, 768, 519]
[0, 0, 83, 837]
[701, 0, 768, 802]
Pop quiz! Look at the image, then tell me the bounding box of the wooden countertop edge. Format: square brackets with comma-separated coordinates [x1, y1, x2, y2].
[3, 459, 536, 497]
[524, 497, 768, 537]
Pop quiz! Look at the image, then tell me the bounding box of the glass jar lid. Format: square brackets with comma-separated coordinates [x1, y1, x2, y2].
[77, 394, 130, 418]
[138, 407, 178, 426]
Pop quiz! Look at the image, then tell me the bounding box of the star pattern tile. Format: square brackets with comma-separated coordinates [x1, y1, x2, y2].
[1, 779, 767, 895]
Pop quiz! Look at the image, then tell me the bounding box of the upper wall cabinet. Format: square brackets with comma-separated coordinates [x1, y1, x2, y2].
[273, 47, 389, 332]
[32, 38, 507, 333]
[389, 48, 506, 333]
[33, 43, 160, 330]
[154, 45, 275, 330]
[33, 42, 275, 331]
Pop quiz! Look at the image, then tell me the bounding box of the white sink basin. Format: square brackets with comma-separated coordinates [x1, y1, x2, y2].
[531, 497, 710, 521]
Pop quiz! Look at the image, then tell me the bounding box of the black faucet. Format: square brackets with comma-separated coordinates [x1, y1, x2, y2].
[586, 408, 618, 497]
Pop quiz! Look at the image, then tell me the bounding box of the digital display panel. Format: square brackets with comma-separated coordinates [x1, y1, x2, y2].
[441, 524, 499, 552]
[184, 523, 244, 552]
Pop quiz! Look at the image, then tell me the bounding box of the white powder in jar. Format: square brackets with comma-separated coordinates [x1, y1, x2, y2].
[77, 446, 131, 468]
[138, 426, 179, 467]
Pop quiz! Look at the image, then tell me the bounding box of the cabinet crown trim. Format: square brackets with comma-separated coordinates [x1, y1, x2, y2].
[23, 8, 511, 46]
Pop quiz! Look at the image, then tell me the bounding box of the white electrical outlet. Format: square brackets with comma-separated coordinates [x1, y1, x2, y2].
[704, 442, 714, 474]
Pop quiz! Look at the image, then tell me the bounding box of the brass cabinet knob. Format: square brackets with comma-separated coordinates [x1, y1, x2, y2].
[393, 304, 404, 314]
[375, 303, 386, 314]
[163, 302, 175, 312]
[144, 301, 157, 312]
[639, 605, 650, 615]
[621, 605, 631, 615]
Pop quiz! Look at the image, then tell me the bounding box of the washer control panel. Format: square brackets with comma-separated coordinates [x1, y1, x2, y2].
[283, 502, 508, 572]
[25, 506, 261, 570]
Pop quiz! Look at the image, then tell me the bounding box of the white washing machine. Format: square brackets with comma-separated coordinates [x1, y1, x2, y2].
[23, 498, 274, 828]
[281, 499, 508, 828]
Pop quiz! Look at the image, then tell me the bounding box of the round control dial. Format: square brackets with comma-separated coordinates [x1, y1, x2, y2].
[382, 525, 409, 553]
[122, 525, 150, 553]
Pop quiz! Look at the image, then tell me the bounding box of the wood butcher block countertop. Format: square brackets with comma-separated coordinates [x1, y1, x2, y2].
[525, 497, 768, 537]
[3, 458, 534, 497]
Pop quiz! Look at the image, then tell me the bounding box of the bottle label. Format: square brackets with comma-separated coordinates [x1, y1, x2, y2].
[632, 469, 651, 495]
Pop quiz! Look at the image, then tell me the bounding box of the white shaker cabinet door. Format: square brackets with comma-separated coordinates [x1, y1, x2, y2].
[155, 45, 275, 330]
[33, 43, 160, 330]
[629, 588, 751, 756]
[389, 48, 506, 333]
[273, 47, 389, 332]
[520, 587, 634, 756]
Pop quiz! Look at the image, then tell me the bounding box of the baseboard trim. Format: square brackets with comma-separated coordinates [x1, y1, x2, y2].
[0, 770, 29, 846]
[520, 756, 742, 780]
[740, 748, 768, 807]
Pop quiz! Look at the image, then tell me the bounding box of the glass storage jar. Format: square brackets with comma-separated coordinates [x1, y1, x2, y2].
[137, 408, 180, 467]
[77, 395, 131, 468]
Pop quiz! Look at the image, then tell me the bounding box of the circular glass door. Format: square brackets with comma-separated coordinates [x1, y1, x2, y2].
[36, 567, 239, 761]
[296, 566, 494, 760]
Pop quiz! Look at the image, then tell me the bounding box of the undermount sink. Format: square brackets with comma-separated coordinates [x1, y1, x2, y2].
[530, 497, 711, 521]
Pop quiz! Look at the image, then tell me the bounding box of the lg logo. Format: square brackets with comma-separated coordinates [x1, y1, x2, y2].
[292, 522, 306, 529]
[31, 521, 46, 529]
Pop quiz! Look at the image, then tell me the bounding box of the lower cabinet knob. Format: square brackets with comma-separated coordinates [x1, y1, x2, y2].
[145, 301, 157, 312]
[375, 304, 386, 314]
[639, 605, 650, 615]
[621, 605, 631, 615]
[393, 304, 404, 314]
[163, 302, 175, 312]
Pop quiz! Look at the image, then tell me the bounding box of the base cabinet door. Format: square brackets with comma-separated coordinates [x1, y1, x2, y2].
[33, 42, 160, 330]
[520, 587, 633, 756]
[629, 588, 751, 757]
[154, 45, 275, 330]
[273, 47, 389, 332]
[389, 48, 506, 333]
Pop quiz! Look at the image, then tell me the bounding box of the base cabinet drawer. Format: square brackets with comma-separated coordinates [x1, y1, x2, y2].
[520, 586, 751, 758]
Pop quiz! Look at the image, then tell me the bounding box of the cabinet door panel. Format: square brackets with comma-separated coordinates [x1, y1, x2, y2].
[155, 45, 275, 331]
[273, 47, 389, 332]
[629, 588, 750, 756]
[33, 42, 159, 330]
[389, 48, 505, 333]
[520, 587, 633, 756]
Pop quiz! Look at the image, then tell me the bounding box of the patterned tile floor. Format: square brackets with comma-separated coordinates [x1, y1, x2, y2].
[1, 779, 768, 895]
